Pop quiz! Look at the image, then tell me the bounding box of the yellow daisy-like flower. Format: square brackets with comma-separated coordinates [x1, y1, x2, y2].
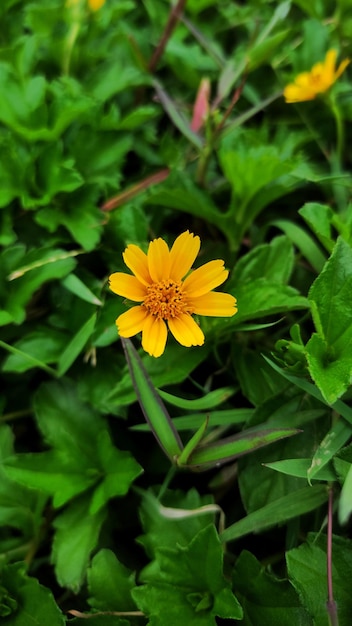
[109, 231, 238, 357]
[284, 49, 350, 103]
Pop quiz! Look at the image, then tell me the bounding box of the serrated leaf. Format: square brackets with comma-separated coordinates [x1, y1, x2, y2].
[137, 488, 215, 559]
[287, 534, 352, 626]
[0, 563, 65, 625]
[90, 430, 142, 514]
[133, 525, 243, 625]
[306, 237, 352, 404]
[33, 380, 103, 451]
[87, 549, 136, 612]
[233, 550, 313, 626]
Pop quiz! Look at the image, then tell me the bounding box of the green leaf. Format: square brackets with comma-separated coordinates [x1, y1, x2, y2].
[62, 273, 103, 306]
[4, 247, 77, 324]
[106, 342, 210, 407]
[152, 79, 203, 149]
[57, 311, 97, 376]
[0, 563, 65, 625]
[231, 236, 295, 285]
[137, 488, 215, 559]
[307, 418, 352, 483]
[233, 550, 313, 626]
[1, 329, 67, 373]
[0, 425, 46, 535]
[0, 339, 58, 377]
[121, 338, 183, 460]
[177, 417, 209, 467]
[90, 430, 143, 515]
[4, 450, 98, 508]
[87, 549, 136, 612]
[338, 463, 352, 525]
[133, 525, 243, 625]
[52, 496, 107, 592]
[35, 192, 103, 252]
[226, 237, 309, 325]
[188, 426, 299, 469]
[287, 534, 352, 626]
[24, 382, 142, 509]
[238, 390, 329, 514]
[299, 202, 335, 252]
[221, 485, 328, 542]
[264, 458, 336, 482]
[131, 409, 253, 432]
[306, 237, 352, 403]
[248, 30, 290, 71]
[272, 219, 326, 273]
[158, 387, 236, 410]
[263, 356, 352, 426]
[33, 380, 102, 452]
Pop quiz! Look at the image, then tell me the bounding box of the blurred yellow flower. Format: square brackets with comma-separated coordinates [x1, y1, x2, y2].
[88, 0, 105, 10]
[66, 0, 105, 11]
[109, 231, 237, 357]
[284, 49, 350, 103]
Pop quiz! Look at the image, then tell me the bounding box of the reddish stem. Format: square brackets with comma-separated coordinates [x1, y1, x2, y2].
[326, 486, 339, 626]
[148, 0, 188, 73]
[100, 168, 169, 212]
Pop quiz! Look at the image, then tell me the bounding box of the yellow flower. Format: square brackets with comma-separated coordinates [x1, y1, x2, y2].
[109, 231, 237, 357]
[284, 49, 350, 103]
[88, 0, 105, 10]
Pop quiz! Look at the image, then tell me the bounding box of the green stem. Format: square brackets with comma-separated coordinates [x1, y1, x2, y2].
[330, 98, 344, 168]
[157, 465, 178, 501]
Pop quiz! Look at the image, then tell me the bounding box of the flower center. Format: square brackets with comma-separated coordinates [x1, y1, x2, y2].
[143, 279, 193, 320]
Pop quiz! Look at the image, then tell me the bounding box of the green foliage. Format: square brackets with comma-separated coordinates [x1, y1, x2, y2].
[0, 563, 65, 625]
[1, 0, 352, 623]
[233, 550, 313, 625]
[286, 534, 352, 626]
[306, 237, 352, 404]
[133, 525, 243, 625]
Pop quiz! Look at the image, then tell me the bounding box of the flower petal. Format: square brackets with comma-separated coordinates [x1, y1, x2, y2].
[283, 80, 316, 103]
[142, 315, 168, 357]
[116, 306, 148, 337]
[335, 57, 350, 80]
[183, 260, 228, 297]
[323, 49, 337, 83]
[168, 314, 205, 347]
[109, 272, 146, 301]
[148, 237, 170, 283]
[190, 292, 238, 317]
[169, 231, 201, 281]
[123, 245, 151, 286]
